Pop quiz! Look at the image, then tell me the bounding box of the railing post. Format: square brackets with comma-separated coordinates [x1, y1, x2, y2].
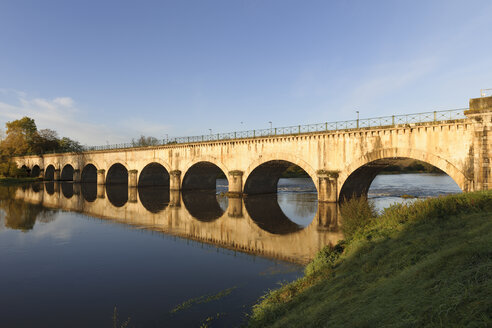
[325, 122, 328, 131]
[234, 131, 236, 139]
[392, 115, 395, 125]
[274, 127, 277, 135]
[217, 133, 219, 140]
[298, 125, 301, 135]
[434, 111, 437, 122]
[253, 130, 255, 138]
[356, 118, 359, 129]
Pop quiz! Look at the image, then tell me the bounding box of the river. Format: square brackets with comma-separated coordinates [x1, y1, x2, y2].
[0, 173, 461, 327]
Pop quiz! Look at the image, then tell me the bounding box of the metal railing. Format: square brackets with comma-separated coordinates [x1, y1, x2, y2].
[41, 108, 468, 154]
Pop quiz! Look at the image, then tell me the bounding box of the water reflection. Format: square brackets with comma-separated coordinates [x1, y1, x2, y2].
[138, 186, 169, 213]
[182, 190, 225, 222]
[245, 195, 303, 234]
[106, 184, 128, 207]
[0, 185, 57, 231]
[3, 182, 343, 264]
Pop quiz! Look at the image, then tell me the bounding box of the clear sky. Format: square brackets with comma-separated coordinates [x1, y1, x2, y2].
[1, 0, 491, 145]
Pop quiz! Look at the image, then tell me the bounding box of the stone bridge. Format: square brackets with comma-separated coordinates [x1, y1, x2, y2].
[14, 96, 492, 201]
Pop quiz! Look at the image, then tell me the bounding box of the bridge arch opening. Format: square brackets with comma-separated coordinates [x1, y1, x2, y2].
[182, 161, 228, 191]
[106, 163, 128, 185]
[31, 165, 41, 178]
[61, 164, 74, 181]
[339, 158, 462, 203]
[138, 163, 170, 187]
[106, 163, 128, 207]
[20, 165, 30, 176]
[81, 164, 97, 183]
[44, 165, 55, 181]
[244, 161, 316, 195]
[81, 164, 97, 202]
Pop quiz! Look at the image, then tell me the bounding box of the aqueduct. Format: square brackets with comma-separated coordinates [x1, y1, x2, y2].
[14, 96, 492, 201]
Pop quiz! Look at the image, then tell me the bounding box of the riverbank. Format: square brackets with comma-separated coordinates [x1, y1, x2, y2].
[0, 177, 42, 185]
[248, 191, 492, 327]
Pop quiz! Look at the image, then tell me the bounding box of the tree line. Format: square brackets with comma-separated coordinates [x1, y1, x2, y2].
[0, 117, 82, 177]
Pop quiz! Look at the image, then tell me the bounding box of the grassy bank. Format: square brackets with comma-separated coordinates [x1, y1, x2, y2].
[0, 177, 42, 185]
[248, 191, 492, 327]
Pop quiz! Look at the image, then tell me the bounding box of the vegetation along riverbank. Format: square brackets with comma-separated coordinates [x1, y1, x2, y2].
[248, 191, 492, 327]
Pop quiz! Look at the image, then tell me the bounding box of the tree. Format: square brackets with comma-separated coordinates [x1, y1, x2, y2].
[131, 135, 159, 147]
[57, 137, 83, 153]
[5, 117, 37, 153]
[31, 129, 60, 154]
[0, 117, 84, 176]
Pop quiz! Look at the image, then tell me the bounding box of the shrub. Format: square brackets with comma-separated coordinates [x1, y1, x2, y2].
[339, 196, 377, 239]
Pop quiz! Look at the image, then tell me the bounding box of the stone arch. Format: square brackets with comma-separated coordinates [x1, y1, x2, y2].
[81, 163, 98, 183]
[45, 165, 56, 181]
[31, 165, 41, 178]
[138, 162, 170, 187]
[243, 154, 318, 195]
[135, 159, 171, 178]
[338, 148, 467, 200]
[80, 163, 98, 202]
[182, 160, 229, 191]
[61, 164, 74, 181]
[106, 163, 128, 185]
[20, 165, 30, 176]
[106, 163, 128, 207]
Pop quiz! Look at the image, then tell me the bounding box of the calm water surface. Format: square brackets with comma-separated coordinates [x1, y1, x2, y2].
[0, 174, 460, 327]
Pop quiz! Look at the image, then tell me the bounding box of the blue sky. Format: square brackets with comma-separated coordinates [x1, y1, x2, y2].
[1, 0, 491, 145]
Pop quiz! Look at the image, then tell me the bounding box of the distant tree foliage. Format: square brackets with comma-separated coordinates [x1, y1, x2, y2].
[0, 116, 83, 177]
[131, 135, 159, 147]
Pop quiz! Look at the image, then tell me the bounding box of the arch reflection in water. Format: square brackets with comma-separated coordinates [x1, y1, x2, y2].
[61, 182, 74, 199]
[81, 183, 97, 202]
[138, 186, 170, 213]
[13, 185, 343, 264]
[244, 195, 304, 234]
[182, 190, 227, 222]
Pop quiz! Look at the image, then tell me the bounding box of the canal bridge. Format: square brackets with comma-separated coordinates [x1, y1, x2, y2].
[14, 96, 492, 202]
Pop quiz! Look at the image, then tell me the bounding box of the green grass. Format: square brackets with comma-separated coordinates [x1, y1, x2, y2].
[248, 191, 492, 327]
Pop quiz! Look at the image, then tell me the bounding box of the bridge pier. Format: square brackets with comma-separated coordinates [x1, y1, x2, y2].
[128, 170, 138, 187]
[97, 169, 105, 185]
[467, 96, 492, 191]
[97, 184, 105, 198]
[129, 187, 138, 203]
[73, 169, 81, 183]
[227, 197, 243, 218]
[169, 190, 181, 207]
[54, 169, 61, 181]
[227, 170, 243, 196]
[317, 170, 338, 202]
[170, 170, 181, 190]
[316, 202, 339, 231]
